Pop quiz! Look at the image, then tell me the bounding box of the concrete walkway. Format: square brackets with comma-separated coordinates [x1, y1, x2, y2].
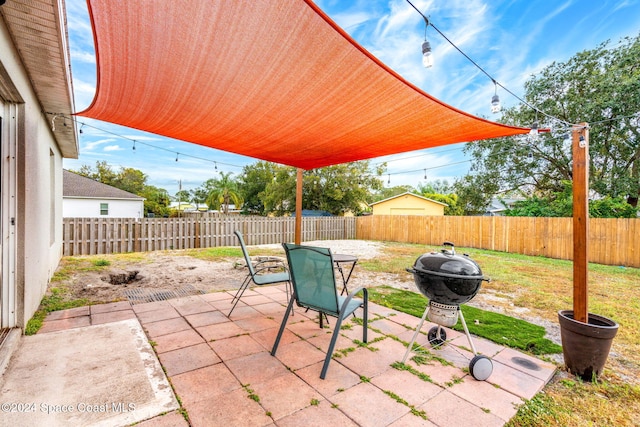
[1, 284, 555, 426]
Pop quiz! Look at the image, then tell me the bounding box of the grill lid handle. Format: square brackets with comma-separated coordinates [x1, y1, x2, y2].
[442, 241, 455, 255]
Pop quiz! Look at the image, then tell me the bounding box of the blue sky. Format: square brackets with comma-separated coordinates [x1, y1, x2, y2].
[63, 0, 640, 196]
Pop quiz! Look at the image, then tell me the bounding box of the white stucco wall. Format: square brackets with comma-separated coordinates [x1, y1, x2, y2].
[1, 19, 65, 327]
[63, 198, 144, 218]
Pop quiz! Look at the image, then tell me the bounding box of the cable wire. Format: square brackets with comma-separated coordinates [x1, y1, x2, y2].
[49, 113, 245, 170]
[404, 0, 572, 127]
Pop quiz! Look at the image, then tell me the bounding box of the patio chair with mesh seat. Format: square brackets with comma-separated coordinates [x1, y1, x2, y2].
[228, 230, 291, 317]
[271, 243, 368, 379]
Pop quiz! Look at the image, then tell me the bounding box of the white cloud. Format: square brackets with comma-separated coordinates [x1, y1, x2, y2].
[331, 11, 373, 31]
[82, 138, 113, 151]
[70, 49, 96, 64]
[104, 145, 124, 152]
[72, 79, 97, 111]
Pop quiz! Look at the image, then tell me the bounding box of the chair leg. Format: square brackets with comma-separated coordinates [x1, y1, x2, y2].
[286, 280, 295, 317]
[362, 294, 368, 344]
[271, 292, 296, 356]
[230, 274, 251, 303]
[228, 276, 251, 317]
[321, 314, 344, 379]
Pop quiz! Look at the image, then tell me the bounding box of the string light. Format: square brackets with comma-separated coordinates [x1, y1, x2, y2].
[528, 121, 539, 141]
[48, 113, 624, 186]
[404, 0, 571, 125]
[421, 18, 433, 68]
[132, 140, 136, 151]
[579, 135, 586, 147]
[46, 113, 244, 170]
[491, 81, 501, 113]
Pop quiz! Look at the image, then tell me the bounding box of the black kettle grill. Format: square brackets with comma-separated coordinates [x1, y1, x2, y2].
[402, 242, 494, 381]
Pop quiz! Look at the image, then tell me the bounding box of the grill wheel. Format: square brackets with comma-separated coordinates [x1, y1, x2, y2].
[427, 326, 447, 346]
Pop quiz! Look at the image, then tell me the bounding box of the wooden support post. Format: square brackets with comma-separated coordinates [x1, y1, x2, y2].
[572, 123, 589, 323]
[295, 168, 303, 244]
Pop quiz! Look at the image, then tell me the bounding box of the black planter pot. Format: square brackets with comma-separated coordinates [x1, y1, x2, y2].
[558, 310, 619, 380]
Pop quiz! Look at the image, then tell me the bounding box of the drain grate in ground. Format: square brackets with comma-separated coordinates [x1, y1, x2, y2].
[125, 285, 205, 304]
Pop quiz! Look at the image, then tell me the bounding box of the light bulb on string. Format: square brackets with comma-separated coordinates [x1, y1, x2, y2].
[421, 18, 433, 68]
[490, 81, 501, 113]
[424, 169, 427, 180]
[132, 140, 136, 151]
[175, 153, 179, 162]
[387, 174, 391, 185]
[528, 120, 539, 142]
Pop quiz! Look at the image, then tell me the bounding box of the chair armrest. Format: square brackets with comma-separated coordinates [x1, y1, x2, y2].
[253, 258, 289, 275]
[339, 286, 368, 315]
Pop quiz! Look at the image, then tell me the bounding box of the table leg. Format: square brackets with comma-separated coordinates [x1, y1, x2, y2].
[336, 261, 357, 295]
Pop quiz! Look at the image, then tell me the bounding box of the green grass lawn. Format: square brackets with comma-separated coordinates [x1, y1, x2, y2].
[368, 286, 562, 355]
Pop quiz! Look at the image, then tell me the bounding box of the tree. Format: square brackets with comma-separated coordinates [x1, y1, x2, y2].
[505, 181, 638, 218]
[237, 161, 280, 215]
[452, 174, 499, 215]
[205, 172, 244, 214]
[417, 179, 452, 195]
[114, 167, 146, 195]
[461, 34, 640, 208]
[141, 185, 171, 217]
[76, 161, 117, 186]
[190, 186, 209, 211]
[421, 192, 464, 216]
[261, 161, 385, 216]
[174, 190, 191, 204]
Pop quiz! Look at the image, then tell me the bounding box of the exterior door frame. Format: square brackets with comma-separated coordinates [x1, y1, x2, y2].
[1, 102, 18, 328]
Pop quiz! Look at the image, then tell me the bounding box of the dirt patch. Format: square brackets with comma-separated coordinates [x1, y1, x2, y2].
[59, 240, 387, 304]
[67, 253, 249, 302]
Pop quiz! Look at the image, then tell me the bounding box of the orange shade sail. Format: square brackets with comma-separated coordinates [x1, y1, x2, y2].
[79, 0, 530, 170]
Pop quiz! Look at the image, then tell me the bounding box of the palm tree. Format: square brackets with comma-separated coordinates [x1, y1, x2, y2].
[205, 172, 244, 214]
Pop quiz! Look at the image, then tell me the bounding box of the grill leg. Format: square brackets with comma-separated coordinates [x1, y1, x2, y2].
[402, 305, 430, 364]
[458, 308, 478, 355]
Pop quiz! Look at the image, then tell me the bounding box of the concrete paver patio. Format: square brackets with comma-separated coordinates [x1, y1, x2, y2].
[8, 284, 556, 426]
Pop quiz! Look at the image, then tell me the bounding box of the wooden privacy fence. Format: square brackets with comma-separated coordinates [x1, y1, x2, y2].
[62, 216, 356, 256]
[356, 215, 640, 268]
[63, 215, 640, 267]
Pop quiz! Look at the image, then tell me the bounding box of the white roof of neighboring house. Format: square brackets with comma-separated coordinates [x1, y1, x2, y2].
[487, 198, 522, 213]
[63, 170, 145, 200]
[369, 192, 448, 207]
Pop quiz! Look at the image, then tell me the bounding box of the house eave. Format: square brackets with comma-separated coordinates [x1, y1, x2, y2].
[63, 196, 146, 202]
[369, 192, 448, 207]
[1, 0, 79, 158]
